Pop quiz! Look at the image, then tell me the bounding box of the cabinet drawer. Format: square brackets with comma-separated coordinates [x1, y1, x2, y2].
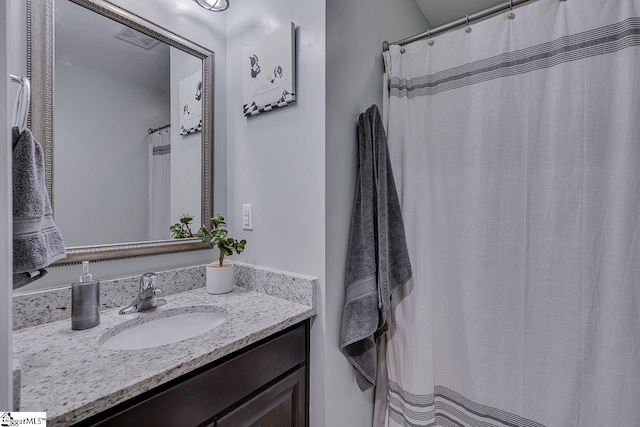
[215, 367, 305, 427]
[88, 323, 306, 427]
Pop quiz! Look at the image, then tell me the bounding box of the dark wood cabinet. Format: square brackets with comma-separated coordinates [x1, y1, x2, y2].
[215, 367, 305, 427]
[77, 321, 309, 427]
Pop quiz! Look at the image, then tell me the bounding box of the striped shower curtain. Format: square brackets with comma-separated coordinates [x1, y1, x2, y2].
[148, 128, 171, 240]
[380, 0, 640, 425]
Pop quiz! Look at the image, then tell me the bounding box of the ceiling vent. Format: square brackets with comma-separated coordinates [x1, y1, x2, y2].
[114, 26, 160, 50]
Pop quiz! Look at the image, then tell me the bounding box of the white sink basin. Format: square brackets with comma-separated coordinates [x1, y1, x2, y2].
[100, 307, 227, 351]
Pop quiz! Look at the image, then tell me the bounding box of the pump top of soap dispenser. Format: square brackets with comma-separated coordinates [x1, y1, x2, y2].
[79, 261, 93, 283]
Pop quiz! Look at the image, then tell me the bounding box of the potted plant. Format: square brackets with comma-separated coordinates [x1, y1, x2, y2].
[170, 214, 246, 294]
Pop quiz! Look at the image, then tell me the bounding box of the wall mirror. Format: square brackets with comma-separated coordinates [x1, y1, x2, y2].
[27, 0, 214, 264]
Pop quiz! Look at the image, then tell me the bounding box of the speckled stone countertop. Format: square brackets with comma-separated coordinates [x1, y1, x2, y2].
[13, 286, 315, 426]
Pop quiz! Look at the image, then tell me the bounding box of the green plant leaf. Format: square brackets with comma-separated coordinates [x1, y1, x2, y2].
[196, 227, 209, 242]
[212, 214, 226, 229]
[176, 213, 247, 261]
[212, 229, 228, 240]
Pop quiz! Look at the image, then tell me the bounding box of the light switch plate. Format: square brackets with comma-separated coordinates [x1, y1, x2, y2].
[242, 204, 253, 230]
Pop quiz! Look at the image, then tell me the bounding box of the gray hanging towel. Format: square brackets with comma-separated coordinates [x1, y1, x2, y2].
[340, 105, 412, 391]
[13, 127, 66, 289]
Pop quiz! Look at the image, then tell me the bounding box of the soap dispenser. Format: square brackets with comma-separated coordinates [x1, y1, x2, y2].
[71, 261, 100, 330]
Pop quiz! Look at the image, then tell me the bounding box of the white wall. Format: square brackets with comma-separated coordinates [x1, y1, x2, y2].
[1, 0, 14, 411]
[325, 1, 429, 425]
[14, 0, 226, 292]
[225, 2, 326, 425]
[8, 0, 25, 80]
[55, 60, 170, 246]
[170, 49, 202, 229]
[226, 1, 427, 425]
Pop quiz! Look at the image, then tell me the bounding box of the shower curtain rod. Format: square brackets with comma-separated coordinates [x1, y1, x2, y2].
[383, 0, 543, 52]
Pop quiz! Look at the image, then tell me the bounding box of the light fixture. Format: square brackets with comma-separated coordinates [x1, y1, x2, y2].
[193, 0, 229, 12]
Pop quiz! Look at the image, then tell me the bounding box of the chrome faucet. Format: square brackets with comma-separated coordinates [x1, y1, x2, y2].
[119, 272, 167, 315]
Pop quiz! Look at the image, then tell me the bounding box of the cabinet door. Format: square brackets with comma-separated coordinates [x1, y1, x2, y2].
[216, 368, 306, 427]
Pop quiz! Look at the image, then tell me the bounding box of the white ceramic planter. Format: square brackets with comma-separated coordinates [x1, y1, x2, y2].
[206, 263, 234, 294]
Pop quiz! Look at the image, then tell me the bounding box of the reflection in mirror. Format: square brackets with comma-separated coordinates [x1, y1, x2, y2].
[55, 0, 202, 246]
[28, 0, 214, 263]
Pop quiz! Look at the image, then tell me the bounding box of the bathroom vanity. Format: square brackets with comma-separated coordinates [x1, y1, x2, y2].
[12, 264, 317, 426]
[82, 321, 308, 426]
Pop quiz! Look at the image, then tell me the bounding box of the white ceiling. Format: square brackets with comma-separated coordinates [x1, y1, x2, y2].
[416, 0, 506, 27]
[55, 0, 171, 93]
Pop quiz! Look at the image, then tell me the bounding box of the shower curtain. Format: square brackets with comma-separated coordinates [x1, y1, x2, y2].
[148, 128, 171, 240]
[380, 0, 640, 426]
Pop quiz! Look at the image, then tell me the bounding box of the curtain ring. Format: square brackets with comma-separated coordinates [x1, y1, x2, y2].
[508, 0, 516, 19]
[400, 38, 406, 54]
[465, 14, 472, 33]
[427, 29, 434, 46]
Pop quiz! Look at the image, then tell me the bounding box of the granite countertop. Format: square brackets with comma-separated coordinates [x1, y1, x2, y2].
[13, 286, 315, 426]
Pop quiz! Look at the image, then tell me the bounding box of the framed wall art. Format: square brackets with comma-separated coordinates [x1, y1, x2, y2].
[242, 22, 296, 116]
[179, 70, 203, 135]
